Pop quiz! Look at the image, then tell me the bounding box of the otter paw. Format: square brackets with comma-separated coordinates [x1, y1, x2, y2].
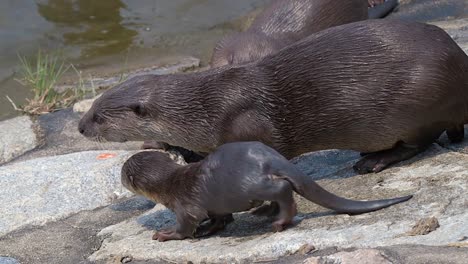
[152, 230, 186, 242]
[353, 155, 387, 174]
[271, 220, 290, 232]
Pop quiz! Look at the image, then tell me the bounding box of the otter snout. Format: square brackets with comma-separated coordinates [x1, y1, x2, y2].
[78, 113, 97, 138]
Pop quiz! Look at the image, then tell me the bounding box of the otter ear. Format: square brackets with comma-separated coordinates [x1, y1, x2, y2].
[129, 102, 148, 117]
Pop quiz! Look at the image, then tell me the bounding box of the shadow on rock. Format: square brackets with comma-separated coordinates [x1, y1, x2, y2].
[292, 144, 446, 181]
[135, 205, 335, 240]
[137, 208, 177, 232]
[110, 196, 156, 212]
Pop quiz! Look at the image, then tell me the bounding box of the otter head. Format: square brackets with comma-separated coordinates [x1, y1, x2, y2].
[121, 151, 179, 200]
[210, 32, 283, 67]
[78, 75, 168, 143]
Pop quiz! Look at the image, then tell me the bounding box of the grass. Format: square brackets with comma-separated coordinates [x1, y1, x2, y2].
[10, 50, 85, 115]
[8, 49, 131, 115]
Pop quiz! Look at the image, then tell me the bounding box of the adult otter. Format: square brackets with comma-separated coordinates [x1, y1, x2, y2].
[210, 0, 398, 67]
[78, 19, 468, 174]
[121, 142, 412, 241]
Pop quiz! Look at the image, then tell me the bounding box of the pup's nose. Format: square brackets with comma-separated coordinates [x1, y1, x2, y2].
[78, 123, 85, 135]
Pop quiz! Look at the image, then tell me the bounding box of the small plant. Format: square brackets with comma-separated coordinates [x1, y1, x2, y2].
[14, 50, 70, 114]
[11, 50, 88, 115]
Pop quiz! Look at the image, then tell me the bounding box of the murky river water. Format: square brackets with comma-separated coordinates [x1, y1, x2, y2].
[1, 0, 467, 121]
[0, 0, 269, 120]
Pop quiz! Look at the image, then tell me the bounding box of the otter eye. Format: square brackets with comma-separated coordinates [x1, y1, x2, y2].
[129, 102, 148, 117]
[93, 114, 105, 124]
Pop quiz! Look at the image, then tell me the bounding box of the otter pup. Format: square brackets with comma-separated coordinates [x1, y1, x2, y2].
[210, 0, 398, 67]
[79, 19, 468, 174]
[121, 142, 412, 242]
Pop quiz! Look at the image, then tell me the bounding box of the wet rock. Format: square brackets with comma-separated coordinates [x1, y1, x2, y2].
[304, 249, 391, 264]
[0, 257, 19, 264]
[0, 116, 42, 165]
[89, 144, 467, 263]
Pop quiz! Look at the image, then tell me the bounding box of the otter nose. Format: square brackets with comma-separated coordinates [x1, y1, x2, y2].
[78, 123, 85, 135]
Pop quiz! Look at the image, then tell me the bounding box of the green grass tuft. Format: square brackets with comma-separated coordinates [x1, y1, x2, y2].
[12, 50, 84, 115]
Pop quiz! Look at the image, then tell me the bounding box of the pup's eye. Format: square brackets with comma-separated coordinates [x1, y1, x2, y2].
[93, 114, 105, 124]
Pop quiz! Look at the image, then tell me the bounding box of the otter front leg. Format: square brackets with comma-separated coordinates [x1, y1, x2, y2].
[152, 219, 197, 242]
[353, 142, 428, 174]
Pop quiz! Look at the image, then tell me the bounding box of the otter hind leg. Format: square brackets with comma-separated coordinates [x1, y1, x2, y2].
[353, 142, 429, 174]
[446, 125, 464, 143]
[250, 201, 280, 217]
[194, 214, 234, 238]
[251, 179, 297, 232]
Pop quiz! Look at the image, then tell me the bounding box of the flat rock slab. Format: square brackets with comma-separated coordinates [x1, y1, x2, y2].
[90, 145, 467, 263]
[0, 150, 136, 236]
[0, 116, 41, 165]
[0, 197, 156, 264]
[12, 108, 143, 163]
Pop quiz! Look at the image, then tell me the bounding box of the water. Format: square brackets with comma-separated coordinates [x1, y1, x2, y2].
[1, 0, 467, 121]
[0, 0, 269, 120]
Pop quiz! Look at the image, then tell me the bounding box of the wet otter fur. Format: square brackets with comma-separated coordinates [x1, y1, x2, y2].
[79, 19, 468, 174]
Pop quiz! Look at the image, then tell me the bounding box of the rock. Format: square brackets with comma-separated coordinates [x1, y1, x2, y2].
[0, 257, 19, 264]
[0, 116, 42, 165]
[0, 149, 185, 237]
[304, 249, 391, 264]
[0, 150, 136, 236]
[55, 56, 201, 93]
[378, 244, 468, 264]
[89, 144, 468, 264]
[390, 0, 468, 22]
[0, 196, 154, 264]
[296, 244, 316, 255]
[431, 19, 468, 54]
[12, 108, 142, 163]
[405, 217, 440, 236]
[73, 94, 101, 113]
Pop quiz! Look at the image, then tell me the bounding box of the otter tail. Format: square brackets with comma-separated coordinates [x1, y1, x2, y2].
[280, 168, 412, 214]
[368, 0, 398, 19]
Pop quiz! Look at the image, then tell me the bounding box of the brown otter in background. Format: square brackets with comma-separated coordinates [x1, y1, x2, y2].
[210, 0, 398, 67]
[121, 142, 412, 241]
[78, 19, 468, 174]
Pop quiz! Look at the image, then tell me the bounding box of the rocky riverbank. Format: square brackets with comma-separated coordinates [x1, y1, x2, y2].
[1, 2, 468, 264]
